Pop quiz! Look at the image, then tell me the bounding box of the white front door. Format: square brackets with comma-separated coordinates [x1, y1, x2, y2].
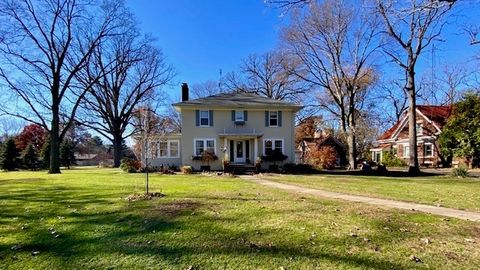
[234, 140, 246, 163]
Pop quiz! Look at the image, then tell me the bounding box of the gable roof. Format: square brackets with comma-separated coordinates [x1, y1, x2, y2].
[173, 92, 302, 110]
[377, 105, 452, 141]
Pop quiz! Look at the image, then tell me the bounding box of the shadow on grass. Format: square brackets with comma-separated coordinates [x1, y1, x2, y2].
[285, 170, 442, 178]
[0, 176, 460, 270]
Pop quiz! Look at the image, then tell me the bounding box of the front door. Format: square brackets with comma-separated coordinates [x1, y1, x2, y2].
[234, 140, 246, 163]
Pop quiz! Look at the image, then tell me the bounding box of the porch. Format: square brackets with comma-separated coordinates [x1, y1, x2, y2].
[218, 128, 263, 165]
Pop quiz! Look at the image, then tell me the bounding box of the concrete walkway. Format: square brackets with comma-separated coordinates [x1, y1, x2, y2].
[241, 175, 480, 222]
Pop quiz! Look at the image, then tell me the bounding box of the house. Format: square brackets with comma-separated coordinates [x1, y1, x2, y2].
[297, 135, 347, 167]
[150, 83, 302, 171]
[370, 105, 452, 167]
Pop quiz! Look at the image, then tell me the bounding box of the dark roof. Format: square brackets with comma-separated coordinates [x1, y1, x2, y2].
[173, 92, 302, 110]
[377, 105, 452, 141]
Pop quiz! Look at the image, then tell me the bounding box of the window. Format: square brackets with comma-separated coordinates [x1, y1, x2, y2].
[194, 139, 215, 156]
[200, 110, 210, 126]
[264, 139, 283, 155]
[424, 144, 433, 157]
[159, 142, 168, 157]
[235, 110, 244, 121]
[416, 123, 423, 135]
[157, 140, 180, 158]
[404, 145, 410, 158]
[269, 111, 278, 126]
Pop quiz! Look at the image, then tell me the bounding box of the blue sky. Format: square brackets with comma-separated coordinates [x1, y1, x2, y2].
[126, 0, 479, 99]
[126, 0, 287, 96]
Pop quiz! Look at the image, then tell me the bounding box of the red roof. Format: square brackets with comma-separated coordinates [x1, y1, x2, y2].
[378, 105, 452, 141]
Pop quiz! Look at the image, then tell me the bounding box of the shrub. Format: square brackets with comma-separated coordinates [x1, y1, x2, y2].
[261, 149, 288, 164]
[307, 146, 337, 170]
[60, 139, 76, 169]
[0, 138, 20, 171]
[452, 166, 469, 178]
[120, 157, 141, 173]
[381, 150, 406, 167]
[283, 163, 319, 174]
[181, 165, 193, 174]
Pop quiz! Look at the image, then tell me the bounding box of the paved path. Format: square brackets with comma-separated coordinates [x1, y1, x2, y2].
[241, 175, 480, 222]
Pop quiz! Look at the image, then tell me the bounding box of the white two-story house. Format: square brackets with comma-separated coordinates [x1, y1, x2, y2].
[151, 83, 302, 171]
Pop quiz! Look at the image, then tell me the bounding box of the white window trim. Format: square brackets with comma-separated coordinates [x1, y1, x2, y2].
[157, 140, 180, 158]
[193, 138, 216, 156]
[235, 110, 245, 121]
[424, 143, 434, 158]
[268, 111, 279, 127]
[199, 110, 210, 127]
[263, 138, 284, 155]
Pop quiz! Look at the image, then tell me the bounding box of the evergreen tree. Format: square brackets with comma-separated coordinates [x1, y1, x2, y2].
[60, 140, 76, 169]
[40, 137, 51, 169]
[0, 138, 20, 171]
[22, 143, 40, 170]
[439, 92, 480, 168]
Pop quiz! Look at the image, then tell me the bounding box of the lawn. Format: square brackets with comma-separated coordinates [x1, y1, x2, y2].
[0, 168, 479, 269]
[266, 174, 480, 212]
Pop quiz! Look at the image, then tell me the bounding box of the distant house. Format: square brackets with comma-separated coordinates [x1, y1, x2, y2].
[150, 84, 302, 171]
[370, 105, 452, 167]
[296, 135, 347, 167]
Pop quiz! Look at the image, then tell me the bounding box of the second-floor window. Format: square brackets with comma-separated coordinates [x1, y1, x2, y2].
[416, 123, 423, 135]
[269, 111, 278, 126]
[200, 110, 210, 126]
[235, 110, 244, 121]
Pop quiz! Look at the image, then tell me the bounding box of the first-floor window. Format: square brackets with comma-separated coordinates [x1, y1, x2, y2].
[159, 142, 168, 157]
[404, 145, 410, 158]
[195, 139, 215, 156]
[264, 139, 283, 155]
[157, 140, 180, 158]
[424, 144, 433, 157]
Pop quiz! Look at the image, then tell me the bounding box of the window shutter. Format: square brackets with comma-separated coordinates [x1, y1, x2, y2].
[265, 111, 269, 127]
[278, 111, 282, 127]
[209, 110, 214, 126]
[195, 110, 199, 126]
[231, 110, 235, 121]
[244, 110, 248, 121]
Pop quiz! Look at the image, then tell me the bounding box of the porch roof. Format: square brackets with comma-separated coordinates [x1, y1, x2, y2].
[218, 128, 263, 138]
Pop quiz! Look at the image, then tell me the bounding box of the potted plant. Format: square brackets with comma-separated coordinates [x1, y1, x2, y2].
[261, 149, 288, 172]
[222, 159, 230, 173]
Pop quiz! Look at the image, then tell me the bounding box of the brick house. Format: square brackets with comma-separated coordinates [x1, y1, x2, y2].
[370, 105, 452, 167]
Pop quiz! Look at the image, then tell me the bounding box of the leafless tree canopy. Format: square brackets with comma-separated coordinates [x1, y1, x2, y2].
[282, 0, 381, 168]
[376, 0, 456, 173]
[77, 21, 174, 167]
[0, 0, 127, 172]
[226, 50, 309, 102]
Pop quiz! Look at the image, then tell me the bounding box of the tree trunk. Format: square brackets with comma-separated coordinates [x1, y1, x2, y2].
[113, 134, 123, 168]
[406, 69, 420, 175]
[49, 103, 61, 174]
[347, 110, 357, 170]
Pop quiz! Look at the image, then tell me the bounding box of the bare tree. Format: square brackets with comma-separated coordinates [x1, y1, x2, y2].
[376, 0, 456, 174]
[190, 80, 225, 99]
[226, 50, 309, 102]
[282, 0, 381, 169]
[78, 24, 174, 167]
[377, 79, 408, 125]
[0, 0, 125, 173]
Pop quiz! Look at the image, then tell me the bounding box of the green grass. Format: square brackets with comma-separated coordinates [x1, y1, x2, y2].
[265, 174, 480, 211]
[0, 168, 479, 269]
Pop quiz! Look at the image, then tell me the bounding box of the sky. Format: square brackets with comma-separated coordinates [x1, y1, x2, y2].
[126, 0, 480, 100]
[125, 0, 288, 97]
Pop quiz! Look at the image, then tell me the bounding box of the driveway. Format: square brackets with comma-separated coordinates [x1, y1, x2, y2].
[242, 175, 480, 222]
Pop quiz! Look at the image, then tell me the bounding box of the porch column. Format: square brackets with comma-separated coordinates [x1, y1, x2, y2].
[254, 137, 258, 161]
[224, 137, 227, 160]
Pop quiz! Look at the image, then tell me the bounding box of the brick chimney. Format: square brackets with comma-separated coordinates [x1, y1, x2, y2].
[181, 83, 189, 102]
